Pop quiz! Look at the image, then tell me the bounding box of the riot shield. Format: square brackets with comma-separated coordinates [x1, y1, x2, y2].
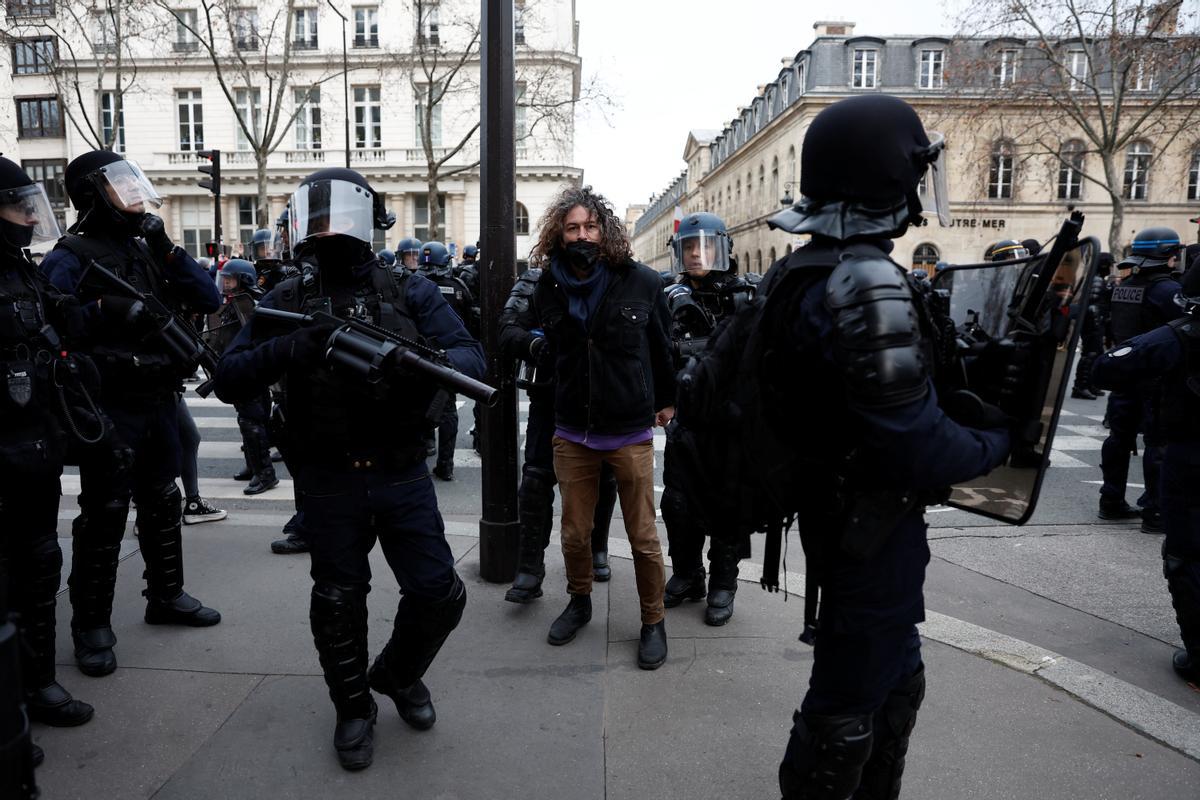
[930, 231, 1101, 524]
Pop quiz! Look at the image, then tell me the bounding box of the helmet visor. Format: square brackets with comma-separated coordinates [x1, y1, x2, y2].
[672, 230, 730, 274]
[290, 179, 375, 246]
[95, 159, 162, 212]
[924, 132, 952, 228]
[0, 183, 62, 245]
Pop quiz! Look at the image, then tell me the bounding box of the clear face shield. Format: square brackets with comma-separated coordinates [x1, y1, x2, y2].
[671, 230, 730, 275]
[923, 132, 951, 227]
[0, 183, 62, 246]
[94, 160, 163, 213]
[289, 179, 376, 248]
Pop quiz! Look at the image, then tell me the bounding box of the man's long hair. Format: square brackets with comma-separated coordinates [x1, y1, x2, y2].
[530, 185, 631, 268]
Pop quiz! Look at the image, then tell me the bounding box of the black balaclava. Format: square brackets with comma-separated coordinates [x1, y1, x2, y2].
[0, 156, 37, 255]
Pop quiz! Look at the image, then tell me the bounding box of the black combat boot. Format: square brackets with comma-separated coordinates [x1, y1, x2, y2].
[1163, 546, 1200, 685]
[240, 421, 279, 495]
[1173, 650, 1198, 682]
[68, 505, 127, 677]
[778, 711, 874, 800]
[25, 683, 94, 728]
[705, 539, 740, 626]
[272, 514, 310, 554]
[233, 444, 253, 481]
[856, 666, 926, 800]
[506, 468, 555, 603]
[637, 620, 668, 670]
[1098, 499, 1142, 521]
[368, 578, 465, 731]
[663, 569, 706, 608]
[1141, 508, 1164, 534]
[547, 594, 592, 645]
[311, 582, 376, 770]
[137, 486, 221, 627]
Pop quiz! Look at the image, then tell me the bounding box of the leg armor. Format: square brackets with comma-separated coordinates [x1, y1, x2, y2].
[310, 581, 373, 718]
[378, 576, 466, 690]
[435, 400, 459, 473]
[515, 466, 556, 577]
[778, 711, 874, 800]
[18, 535, 64, 690]
[855, 666, 926, 800]
[660, 486, 704, 578]
[136, 482, 185, 601]
[68, 500, 129, 633]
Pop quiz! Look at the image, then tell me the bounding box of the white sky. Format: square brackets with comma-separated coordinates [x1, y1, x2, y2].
[572, 0, 960, 214]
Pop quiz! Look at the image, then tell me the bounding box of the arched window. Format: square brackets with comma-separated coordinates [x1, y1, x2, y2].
[758, 164, 766, 211]
[515, 201, 530, 235]
[726, 185, 732, 213]
[1189, 149, 1200, 201]
[735, 180, 742, 218]
[912, 243, 940, 270]
[771, 156, 780, 207]
[784, 243, 793, 257]
[1124, 141, 1151, 200]
[755, 250, 763, 273]
[746, 170, 753, 212]
[768, 246, 777, 265]
[744, 252, 750, 272]
[988, 140, 1015, 199]
[1057, 140, 1085, 200]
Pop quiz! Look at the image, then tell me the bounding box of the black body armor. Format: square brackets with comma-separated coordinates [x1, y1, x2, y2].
[1163, 318, 1200, 441]
[1110, 271, 1175, 344]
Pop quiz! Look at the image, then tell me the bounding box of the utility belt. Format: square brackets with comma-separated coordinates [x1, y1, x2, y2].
[293, 444, 426, 473]
[90, 345, 182, 400]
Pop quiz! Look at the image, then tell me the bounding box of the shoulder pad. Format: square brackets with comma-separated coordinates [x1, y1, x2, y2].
[825, 254, 928, 409]
[510, 269, 541, 299]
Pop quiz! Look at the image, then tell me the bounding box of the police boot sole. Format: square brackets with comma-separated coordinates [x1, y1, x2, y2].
[504, 586, 543, 604]
[663, 589, 706, 608]
[145, 604, 222, 627]
[704, 606, 734, 627]
[1098, 507, 1142, 521]
[27, 699, 95, 728]
[271, 538, 310, 555]
[244, 477, 280, 496]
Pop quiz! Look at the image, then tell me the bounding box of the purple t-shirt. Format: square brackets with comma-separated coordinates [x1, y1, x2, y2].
[555, 425, 653, 451]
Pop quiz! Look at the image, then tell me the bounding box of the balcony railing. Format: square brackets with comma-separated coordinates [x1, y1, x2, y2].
[157, 148, 483, 171]
[285, 149, 326, 164]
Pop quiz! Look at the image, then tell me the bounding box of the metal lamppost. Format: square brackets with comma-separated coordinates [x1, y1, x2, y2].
[325, 0, 352, 168]
[478, 0, 520, 581]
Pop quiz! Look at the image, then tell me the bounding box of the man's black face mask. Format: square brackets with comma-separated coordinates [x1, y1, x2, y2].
[565, 240, 601, 272]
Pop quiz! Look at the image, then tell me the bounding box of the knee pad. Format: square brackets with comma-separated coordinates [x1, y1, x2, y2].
[310, 582, 368, 631]
[519, 467, 556, 514]
[779, 710, 873, 800]
[29, 536, 63, 584]
[422, 575, 467, 636]
[139, 483, 182, 532]
[659, 487, 689, 530]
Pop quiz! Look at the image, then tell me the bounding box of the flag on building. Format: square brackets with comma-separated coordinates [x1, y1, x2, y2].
[673, 205, 683, 233]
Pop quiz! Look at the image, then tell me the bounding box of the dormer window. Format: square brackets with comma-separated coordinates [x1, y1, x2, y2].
[853, 49, 877, 88]
[918, 49, 944, 89]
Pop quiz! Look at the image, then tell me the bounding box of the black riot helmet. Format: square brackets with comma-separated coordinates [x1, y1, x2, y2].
[418, 241, 452, 274]
[461, 244, 479, 263]
[273, 207, 292, 261]
[64, 150, 162, 233]
[768, 95, 949, 241]
[249, 228, 275, 262]
[0, 155, 61, 253]
[1176, 261, 1200, 314]
[377, 248, 396, 267]
[218, 258, 257, 294]
[1127, 227, 1181, 270]
[288, 167, 394, 260]
[988, 239, 1030, 262]
[671, 212, 732, 275]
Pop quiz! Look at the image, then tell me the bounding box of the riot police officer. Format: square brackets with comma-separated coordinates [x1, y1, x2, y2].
[397, 237, 423, 272]
[1097, 228, 1183, 531]
[759, 96, 1011, 798]
[660, 212, 753, 626]
[418, 241, 476, 480]
[206, 259, 278, 495]
[41, 150, 223, 678]
[499, 268, 618, 603]
[214, 167, 484, 771]
[454, 244, 484, 451]
[377, 248, 396, 268]
[1072, 257, 1111, 400]
[987, 239, 1030, 262]
[0, 156, 94, 731]
[1094, 263, 1200, 682]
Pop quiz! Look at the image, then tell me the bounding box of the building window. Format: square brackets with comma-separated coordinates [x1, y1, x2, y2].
[353, 85, 381, 148]
[99, 92, 125, 151]
[176, 89, 204, 151]
[180, 197, 213, 258]
[514, 0, 525, 45]
[413, 193, 447, 241]
[994, 48, 1019, 86]
[294, 7, 319, 49]
[1123, 141, 1151, 200]
[771, 156, 779, 206]
[852, 49, 878, 89]
[1068, 50, 1088, 91]
[780, 70, 791, 104]
[415, 83, 442, 148]
[755, 250, 762, 273]
[6, 0, 56, 17]
[233, 8, 260, 51]
[1189, 151, 1200, 201]
[734, 180, 741, 218]
[1057, 140, 1085, 200]
[515, 82, 527, 140]
[174, 9, 198, 51]
[21, 158, 67, 229]
[237, 196, 256, 248]
[294, 87, 322, 149]
[235, 88, 262, 149]
[919, 49, 944, 89]
[913, 243, 940, 270]
[1134, 58, 1155, 91]
[415, 3, 439, 46]
[12, 37, 55, 75]
[16, 96, 62, 138]
[354, 6, 379, 48]
[515, 201, 529, 235]
[988, 140, 1015, 199]
[92, 9, 117, 54]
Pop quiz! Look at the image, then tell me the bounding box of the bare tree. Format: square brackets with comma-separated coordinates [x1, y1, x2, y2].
[953, 0, 1200, 252]
[155, 0, 343, 226]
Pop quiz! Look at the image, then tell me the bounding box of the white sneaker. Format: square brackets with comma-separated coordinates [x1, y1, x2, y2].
[183, 497, 227, 525]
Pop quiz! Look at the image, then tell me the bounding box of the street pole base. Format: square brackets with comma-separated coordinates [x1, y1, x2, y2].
[478, 519, 520, 583]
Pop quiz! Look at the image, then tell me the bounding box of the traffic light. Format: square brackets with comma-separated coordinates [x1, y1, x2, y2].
[205, 241, 220, 258]
[197, 149, 221, 196]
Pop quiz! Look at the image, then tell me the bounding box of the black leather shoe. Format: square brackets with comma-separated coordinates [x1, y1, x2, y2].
[368, 659, 436, 731]
[1098, 500, 1142, 521]
[145, 591, 222, 627]
[637, 620, 668, 670]
[663, 571, 706, 608]
[72, 627, 117, 677]
[1091, 388, 1106, 398]
[233, 465, 253, 481]
[1141, 510, 1164, 534]
[244, 472, 280, 495]
[705, 589, 736, 627]
[334, 698, 377, 771]
[504, 572, 544, 604]
[1071, 388, 1097, 400]
[271, 532, 310, 554]
[31, 743, 44, 767]
[432, 463, 454, 481]
[547, 595, 592, 645]
[1173, 649, 1198, 682]
[26, 682, 94, 727]
[592, 551, 611, 582]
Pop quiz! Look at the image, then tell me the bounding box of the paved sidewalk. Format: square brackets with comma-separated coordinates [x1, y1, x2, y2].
[31, 515, 1200, 800]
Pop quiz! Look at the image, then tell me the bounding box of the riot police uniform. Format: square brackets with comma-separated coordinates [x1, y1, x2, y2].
[763, 96, 1011, 798]
[0, 157, 94, 732]
[417, 241, 476, 480]
[1094, 263, 1200, 682]
[1072, 255, 1113, 399]
[659, 212, 754, 626]
[40, 150, 222, 678]
[455, 245, 483, 452]
[214, 168, 484, 771]
[499, 268, 618, 604]
[1097, 229, 1183, 530]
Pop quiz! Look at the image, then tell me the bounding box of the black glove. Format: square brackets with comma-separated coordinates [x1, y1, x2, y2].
[943, 390, 1012, 431]
[283, 323, 337, 366]
[100, 295, 152, 329]
[529, 335, 549, 366]
[141, 214, 175, 260]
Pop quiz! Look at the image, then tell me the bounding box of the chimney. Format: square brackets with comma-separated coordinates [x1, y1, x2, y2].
[813, 20, 855, 37]
[1149, 2, 1180, 34]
